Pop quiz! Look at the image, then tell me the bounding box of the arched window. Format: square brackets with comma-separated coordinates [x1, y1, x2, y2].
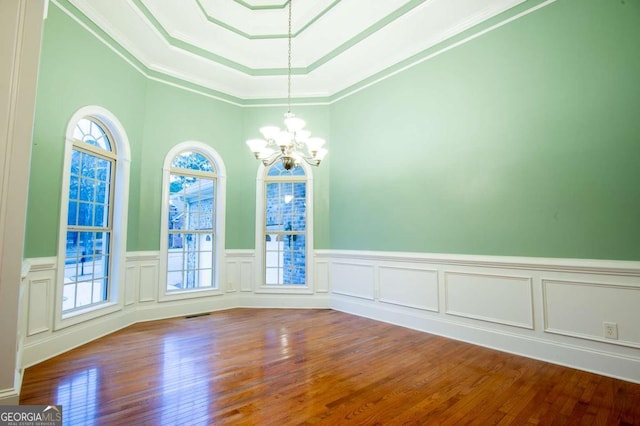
[255, 161, 314, 293]
[159, 142, 226, 301]
[56, 107, 130, 327]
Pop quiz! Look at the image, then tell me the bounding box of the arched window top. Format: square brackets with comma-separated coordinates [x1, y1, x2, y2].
[266, 161, 306, 177]
[72, 117, 113, 152]
[171, 150, 215, 174]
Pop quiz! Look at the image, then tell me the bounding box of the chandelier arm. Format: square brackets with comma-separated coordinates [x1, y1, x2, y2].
[261, 149, 283, 165]
[299, 156, 320, 167]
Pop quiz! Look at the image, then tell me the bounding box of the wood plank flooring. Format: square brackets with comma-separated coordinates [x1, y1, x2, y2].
[20, 309, 640, 425]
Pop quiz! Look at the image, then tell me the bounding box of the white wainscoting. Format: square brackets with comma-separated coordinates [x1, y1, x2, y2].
[543, 279, 640, 348]
[20, 249, 331, 369]
[380, 266, 439, 312]
[226, 249, 254, 293]
[445, 271, 533, 329]
[329, 250, 640, 384]
[332, 261, 375, 300]
[314, 250, 331, 293]
[126, 251, 160, 304]
[23, 258, 56, 338]
[20, 249, 640, 385]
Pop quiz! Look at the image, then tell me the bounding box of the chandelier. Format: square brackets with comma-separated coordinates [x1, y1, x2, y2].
[246, 0, 327, 170]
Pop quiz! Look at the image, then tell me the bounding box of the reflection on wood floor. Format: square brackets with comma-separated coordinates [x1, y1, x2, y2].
[20, 309, 640, 425]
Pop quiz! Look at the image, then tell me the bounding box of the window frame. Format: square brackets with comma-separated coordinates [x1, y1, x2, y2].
[158, 142, 226, 302]
[55, 106, 131, 330]
[254, 161, 314, 294]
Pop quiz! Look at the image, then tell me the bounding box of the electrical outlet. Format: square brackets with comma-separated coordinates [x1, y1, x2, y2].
[604, 322, 618, 339]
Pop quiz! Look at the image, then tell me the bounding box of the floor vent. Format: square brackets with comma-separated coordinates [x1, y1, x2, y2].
[185, 312, 210, 319]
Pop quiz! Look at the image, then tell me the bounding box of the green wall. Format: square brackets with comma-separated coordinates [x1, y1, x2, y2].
[330, 0, 640, 260]
[26, 4, 147, 258]
[135, 81, 244, 250]
[25, 2, 331, 257]
[26, 0, 639, 261]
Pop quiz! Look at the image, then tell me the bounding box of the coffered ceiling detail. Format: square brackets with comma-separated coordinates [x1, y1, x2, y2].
[58, 0, 544, 103]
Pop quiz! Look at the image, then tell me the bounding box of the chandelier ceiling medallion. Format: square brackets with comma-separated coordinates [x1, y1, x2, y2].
[246, 0, 328, 170]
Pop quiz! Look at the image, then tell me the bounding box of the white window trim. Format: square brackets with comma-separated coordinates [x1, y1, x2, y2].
[158, 141, 226, 302]
[254, 162, 314, 294]
[54, 106, 131, 330]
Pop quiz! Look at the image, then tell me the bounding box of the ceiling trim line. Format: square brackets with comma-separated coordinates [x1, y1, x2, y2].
[131, 0, 251, 74]
[131, 0, 305, 76]
[195, 0, 341, 40]
[51, 0, 246, 106]
[195, 0, 286, 39]
[51, 0, 147, 78]
[130, 0, 433, 76]
[50, 0, 558, 108]
[328, 0, 558, 104]
[232, 0, 289, 11]
[306, 0, 430, 72]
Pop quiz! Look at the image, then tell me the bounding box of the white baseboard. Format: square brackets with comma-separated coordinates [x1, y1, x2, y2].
[331, 294, 640, 384]
[0, 388, 19, 405]
[22, 310, 135, 369]
[235, 293, 331, 309]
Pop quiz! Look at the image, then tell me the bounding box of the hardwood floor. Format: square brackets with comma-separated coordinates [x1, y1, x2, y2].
[20, 309, 640, 425]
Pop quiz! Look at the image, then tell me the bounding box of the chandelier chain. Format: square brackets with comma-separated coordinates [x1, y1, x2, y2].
[245, 0, 327, 170]
[287, 0, 292, 113]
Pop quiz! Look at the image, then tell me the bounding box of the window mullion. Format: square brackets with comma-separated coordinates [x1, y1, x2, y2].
[165, 154, 217, 293]
[62, 117, 116, 314]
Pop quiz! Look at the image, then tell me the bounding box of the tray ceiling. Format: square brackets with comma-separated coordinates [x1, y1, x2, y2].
[61, 0, 531, 102]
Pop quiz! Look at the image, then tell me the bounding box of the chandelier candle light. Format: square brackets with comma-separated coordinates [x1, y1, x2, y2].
[246, 0, 327, 170]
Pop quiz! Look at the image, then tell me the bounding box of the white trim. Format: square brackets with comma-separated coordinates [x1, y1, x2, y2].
[158, 141, 227, 302]
[0, 387, 19, 405]
[126, 251, 160, 262]
[331, 0, 560, 104]
[542, 279, 640, 349]
[444, 271, 534, 329]
[27, 257, 57, 272]
[50, 0, 559, 106]
[54, 106, 131, 330]
[378, 265, 439, 313]
[254, 162, 314, 294]
[329, 250, 640, 276]
[226, 249, 255, 257]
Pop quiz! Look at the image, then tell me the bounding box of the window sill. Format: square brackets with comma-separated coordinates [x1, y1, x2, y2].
[255, 285, 314, 295]
[158, 287, 223, 302]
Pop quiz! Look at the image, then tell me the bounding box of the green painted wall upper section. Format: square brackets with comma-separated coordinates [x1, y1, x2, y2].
[26, 0, 639, 260]
[135, 82, 244, 250]
[330, 0, 640, 260]
[26, 5, 147, 258]
[25, 3, 330, 256]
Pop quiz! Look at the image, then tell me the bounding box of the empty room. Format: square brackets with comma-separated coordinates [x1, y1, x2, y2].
[1, 0, 639, 424]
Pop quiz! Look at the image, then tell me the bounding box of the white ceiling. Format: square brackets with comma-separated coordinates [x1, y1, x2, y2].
[64, 0, 528, 101]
